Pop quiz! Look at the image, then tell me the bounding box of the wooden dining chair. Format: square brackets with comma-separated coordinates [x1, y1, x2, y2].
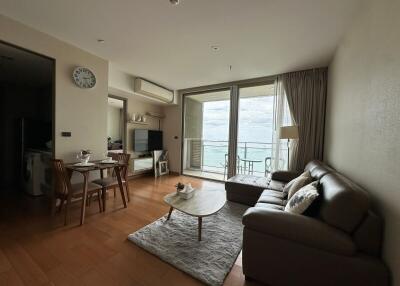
[107, 152, 121, 198]
[52, 159, 103, 225]
[92, 153, 131, 211]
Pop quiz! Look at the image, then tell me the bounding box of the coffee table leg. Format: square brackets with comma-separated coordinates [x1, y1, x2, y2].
[167, 207, 173, 220]
[198, 217, 202, 241]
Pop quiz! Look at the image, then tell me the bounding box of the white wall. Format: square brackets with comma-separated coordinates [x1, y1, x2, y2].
[108, 63, 178, 105]
[163, 101, 182, 173]
[0, 15, 108, 162]
[125, 98, 162, 157]
[324, 0, 400, 283]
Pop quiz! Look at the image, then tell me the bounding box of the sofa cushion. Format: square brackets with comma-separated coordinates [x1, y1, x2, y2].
[318, 173, 370, 233]
[285, 181, 319, 214]
[241, 228, 388, 286]
[258, 194, 286, 206]
[226, 174, 270, 189]
[242, 208, 356, 256]
[226, 175, 270, 195]
[262, 189, 286, 199]
[267, 180, 286, 191]
[225, 174, 270, 206]
[254, 202, 284, 211]
[270, 171, 300, 182]
[305, 160, 335, 180]
[227, 192, 260, 207]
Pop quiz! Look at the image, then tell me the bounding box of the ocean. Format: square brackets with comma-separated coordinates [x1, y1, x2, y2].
[189, 95, 289, 176]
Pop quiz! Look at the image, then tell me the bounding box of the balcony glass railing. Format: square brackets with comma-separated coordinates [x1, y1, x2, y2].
[183, 139, 288, 177]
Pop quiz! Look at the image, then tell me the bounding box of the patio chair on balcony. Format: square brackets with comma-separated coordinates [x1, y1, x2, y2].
[221, 154, 243, 180]
[264, 157, 286, 176]
[265, 157, 271, 176]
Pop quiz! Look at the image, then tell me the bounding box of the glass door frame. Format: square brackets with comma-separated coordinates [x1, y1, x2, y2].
[181, 87, 233, 181]
[107, 94, 128, 153]
[180, 77, 276, 181]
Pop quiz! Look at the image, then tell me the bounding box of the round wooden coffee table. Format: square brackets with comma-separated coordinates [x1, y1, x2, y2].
[163, 189, 226, 241]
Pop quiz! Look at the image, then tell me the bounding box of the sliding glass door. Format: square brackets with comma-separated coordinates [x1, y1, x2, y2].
[182, 80, 290, 181]
[182, 89, 231, 181]
[236, 84, 286, 177]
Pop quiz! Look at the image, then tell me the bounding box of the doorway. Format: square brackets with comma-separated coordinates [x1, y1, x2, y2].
[0, 41, 55, 196]
[107, 96, 127, 155]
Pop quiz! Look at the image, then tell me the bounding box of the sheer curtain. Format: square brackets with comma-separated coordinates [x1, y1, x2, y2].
[271, 75, 292, 171]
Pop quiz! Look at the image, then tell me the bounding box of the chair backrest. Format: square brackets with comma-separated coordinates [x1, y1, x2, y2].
[51, 159, 72, 197]
[265, 157, 286, 174]
[265, 157, 272, 175]
[108, 152, 119, 160]
[116, 153, 131, 179]
[223, 154, 241, 169]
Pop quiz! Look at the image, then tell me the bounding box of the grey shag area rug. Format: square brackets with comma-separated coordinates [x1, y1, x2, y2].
[128, 201, 248, 286]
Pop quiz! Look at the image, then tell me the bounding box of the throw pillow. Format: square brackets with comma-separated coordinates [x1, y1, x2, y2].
[285, 181, 319, 214]
[283, 171, 312, 199]
[282, 170, 309, 195]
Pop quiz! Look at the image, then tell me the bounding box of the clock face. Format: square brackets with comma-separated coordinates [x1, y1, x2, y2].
[72, 67, 96, 88]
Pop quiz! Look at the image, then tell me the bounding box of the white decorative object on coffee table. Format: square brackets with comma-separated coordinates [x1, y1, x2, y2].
[177, 183, 195, 199]
[164, 189, 226, 241]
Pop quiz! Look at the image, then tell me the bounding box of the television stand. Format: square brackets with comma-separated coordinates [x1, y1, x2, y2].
[138, 153, 152, 158]
[131, 157, 153, 174]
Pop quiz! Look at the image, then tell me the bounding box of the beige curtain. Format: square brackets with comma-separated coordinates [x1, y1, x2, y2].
[227, 86, 239, 179]
[282, 68, 327, 171]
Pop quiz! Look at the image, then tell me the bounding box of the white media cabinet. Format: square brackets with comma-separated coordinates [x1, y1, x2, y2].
[131, 157, 153, 174]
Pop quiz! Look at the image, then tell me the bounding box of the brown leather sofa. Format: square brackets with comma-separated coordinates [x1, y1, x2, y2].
[225, 160, 390, 286]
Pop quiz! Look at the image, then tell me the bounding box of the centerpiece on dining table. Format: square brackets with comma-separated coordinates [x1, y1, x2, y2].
[74, 149, 95, 166]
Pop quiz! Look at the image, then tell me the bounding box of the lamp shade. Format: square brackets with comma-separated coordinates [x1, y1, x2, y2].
[279, 125, 299, 139]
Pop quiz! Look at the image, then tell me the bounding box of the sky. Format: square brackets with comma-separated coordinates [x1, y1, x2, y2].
[202, 96, 275, 144]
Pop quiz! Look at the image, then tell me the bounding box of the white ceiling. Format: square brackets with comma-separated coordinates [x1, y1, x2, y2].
[0, 0, 361, 90]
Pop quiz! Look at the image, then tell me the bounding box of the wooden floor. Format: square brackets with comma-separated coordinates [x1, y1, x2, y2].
[0, 174, 261, 286]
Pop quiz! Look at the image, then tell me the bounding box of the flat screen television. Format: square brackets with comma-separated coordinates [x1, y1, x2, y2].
[134, 129, 163, 152]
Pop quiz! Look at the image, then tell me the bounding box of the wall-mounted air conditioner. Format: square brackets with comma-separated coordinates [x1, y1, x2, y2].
[134, 78, 174, 103]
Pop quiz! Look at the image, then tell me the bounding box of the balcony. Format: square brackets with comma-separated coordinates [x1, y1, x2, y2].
[182, 138, 288, 181]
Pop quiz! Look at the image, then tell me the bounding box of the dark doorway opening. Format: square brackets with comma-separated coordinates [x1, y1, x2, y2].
[0, 41, 55, 198]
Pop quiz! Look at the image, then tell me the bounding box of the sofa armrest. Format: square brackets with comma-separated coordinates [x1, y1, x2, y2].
[242, 207, 356, 256]
[270, 171, 300, 182]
